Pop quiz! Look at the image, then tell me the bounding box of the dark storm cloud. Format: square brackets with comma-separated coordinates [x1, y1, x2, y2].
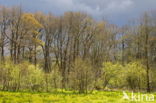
[0, 0, 156, 25]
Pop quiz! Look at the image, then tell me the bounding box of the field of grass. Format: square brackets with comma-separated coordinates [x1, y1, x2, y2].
[0, 90, 155, 103]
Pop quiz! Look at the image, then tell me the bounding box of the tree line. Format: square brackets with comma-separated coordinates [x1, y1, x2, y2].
[0, 6, 156, 93]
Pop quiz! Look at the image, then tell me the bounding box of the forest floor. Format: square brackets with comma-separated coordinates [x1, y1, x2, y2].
[0, 90, 155, 103]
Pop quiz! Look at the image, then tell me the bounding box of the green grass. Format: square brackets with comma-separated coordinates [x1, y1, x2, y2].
[0, 90, 155, 103]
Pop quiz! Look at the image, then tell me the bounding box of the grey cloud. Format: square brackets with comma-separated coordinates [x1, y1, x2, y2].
[0, 0, 156, 26]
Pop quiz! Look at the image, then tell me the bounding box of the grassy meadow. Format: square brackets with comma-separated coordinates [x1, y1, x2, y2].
[0, 90, 155, 103]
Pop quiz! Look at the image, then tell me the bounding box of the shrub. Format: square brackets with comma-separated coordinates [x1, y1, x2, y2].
[0, 61, 20, 91]
[101, 62, 123, 89]
[100, 62, 146, 91]
[69, 58, 94, 93]
[43, 65, 62, 92]
[0, 61, 44, 91]
[124, 62, 146, 91]
[0, 60, 148, 92]
[18, 61, 44, 91]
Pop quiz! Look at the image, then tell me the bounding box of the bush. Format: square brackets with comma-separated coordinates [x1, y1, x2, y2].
[100, 62, 146, 91]
[0, 61, 44, 91]
[0, 60, 148, 92]
[0, 61, 63, 92]
[101, 62, 123, 89]
[43, 65, 62, 92]
[0, 61, 21, 91]
[69, 58, 94, 93]
[124, 62, 146, 91]
[18, 62, 44, 91]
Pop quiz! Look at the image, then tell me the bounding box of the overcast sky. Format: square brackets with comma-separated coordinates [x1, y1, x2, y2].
[0, 0, 156, 26]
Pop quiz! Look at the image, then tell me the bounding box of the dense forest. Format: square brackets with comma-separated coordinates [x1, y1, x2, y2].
[0, 6, 156, 93]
